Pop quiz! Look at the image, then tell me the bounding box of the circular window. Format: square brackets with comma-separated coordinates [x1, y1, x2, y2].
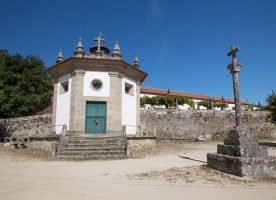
[91, 79, 103, 91]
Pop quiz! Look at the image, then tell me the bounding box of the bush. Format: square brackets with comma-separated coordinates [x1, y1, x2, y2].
[266, 91, 276, 124]
[140, 95, 195, 108]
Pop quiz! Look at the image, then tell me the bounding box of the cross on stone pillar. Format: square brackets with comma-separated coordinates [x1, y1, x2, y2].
[207, 46, 274, 178]
[94, 32, 105, 55]
[227, 45, 242, 127]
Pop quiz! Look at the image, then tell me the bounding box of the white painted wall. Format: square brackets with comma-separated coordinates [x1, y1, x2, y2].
[56, 74, 71, 134]
[140, 94, 157, 98]
[122, 78, 137, 135]
[228, 103, 235, 109]
[83, 71, 110, 97]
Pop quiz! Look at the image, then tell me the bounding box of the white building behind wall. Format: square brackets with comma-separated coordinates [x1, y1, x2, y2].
[140, 87, 251, 110]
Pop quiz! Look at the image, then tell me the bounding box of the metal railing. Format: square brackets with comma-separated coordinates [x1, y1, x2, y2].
[122, 125, 127, 152]
[48, 124, 67, 142]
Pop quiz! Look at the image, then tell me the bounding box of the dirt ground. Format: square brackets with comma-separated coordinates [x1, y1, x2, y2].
[0, 141, 275, 200]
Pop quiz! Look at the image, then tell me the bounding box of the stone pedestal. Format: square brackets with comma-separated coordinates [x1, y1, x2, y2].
[207, 127, 276, 177]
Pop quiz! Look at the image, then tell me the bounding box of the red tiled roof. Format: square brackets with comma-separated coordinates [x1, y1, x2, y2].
[140, 86, 250, 105]
[47, 56, 148, 78]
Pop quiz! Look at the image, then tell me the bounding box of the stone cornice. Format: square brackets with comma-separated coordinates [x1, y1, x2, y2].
[108, 72, 123, 79]
[71, 69, 85, 76]
[47, 57, 148, 83]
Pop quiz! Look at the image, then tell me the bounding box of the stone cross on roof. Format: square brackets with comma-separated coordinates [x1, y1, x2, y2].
[93, 32, 105, 54]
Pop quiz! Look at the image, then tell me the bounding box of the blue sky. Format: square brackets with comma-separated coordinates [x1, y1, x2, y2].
[0, 0, 275, 104]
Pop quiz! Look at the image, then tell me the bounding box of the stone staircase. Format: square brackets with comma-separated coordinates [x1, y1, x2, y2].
[55, 135, 127, 160]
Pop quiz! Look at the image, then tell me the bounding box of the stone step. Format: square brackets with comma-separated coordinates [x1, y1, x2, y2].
[55, 154, 127, 160]
[58, 143, 125, 148]
[56, 150, 126, 156]
[61, 139, 125, 144]
[60, 138, 125, 143]
[57, 146, 126, 151]
[65, 132, 123, 137]
[56, 135, 127, 159]
[59, 140, 125, 145]
[62, 136, 124, 140]
[224, 138, 259, 146]
[217, 144, 268, 157]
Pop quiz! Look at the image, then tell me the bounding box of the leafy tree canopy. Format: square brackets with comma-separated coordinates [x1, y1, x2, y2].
[0, 51, 53, 118]
[266, 91, 276, 124]
[141, 95, 195, 108]
[198, 100, 228, 109]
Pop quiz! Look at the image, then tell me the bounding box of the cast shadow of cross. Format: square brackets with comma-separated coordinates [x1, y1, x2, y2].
[178, 155, 207, 164]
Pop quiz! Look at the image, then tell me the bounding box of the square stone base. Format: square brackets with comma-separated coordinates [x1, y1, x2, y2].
[207, 153, 276, 177]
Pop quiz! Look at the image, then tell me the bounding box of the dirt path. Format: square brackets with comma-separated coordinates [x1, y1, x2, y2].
[0, 141, 275, 200]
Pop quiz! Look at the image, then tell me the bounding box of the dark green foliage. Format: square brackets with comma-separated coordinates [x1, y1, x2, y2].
[140, 95, 195, 108]
[266, 91, 276, 124]
[0, 52, 53, 118]
[198, 100, 212, 109]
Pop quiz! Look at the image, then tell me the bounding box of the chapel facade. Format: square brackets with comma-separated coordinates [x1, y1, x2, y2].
[47, 34, 148, 136]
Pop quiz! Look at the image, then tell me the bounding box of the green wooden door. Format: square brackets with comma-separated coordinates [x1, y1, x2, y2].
[86, 102, 106, 133]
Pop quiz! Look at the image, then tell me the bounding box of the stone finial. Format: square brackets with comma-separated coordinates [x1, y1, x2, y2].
[112, 41, 122, 58]
[133, 53, 140, 68]
[56, 49, 63, 63]
[74, 37, 84, 57]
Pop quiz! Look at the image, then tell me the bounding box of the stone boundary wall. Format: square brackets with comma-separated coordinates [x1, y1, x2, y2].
[1, 110, 275, 141]
[140, 110, 276, 140]
[0, 114, 52, 141]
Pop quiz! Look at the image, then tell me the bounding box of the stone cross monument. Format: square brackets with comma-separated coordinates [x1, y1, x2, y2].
[207, 46, 276, 177]
[227, 46, 242, 127]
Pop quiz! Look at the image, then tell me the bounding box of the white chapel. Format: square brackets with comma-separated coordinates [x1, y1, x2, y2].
[47, 34, 148, 136]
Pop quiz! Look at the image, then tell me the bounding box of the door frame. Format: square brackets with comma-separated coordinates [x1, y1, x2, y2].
[85, 101, 107, 134]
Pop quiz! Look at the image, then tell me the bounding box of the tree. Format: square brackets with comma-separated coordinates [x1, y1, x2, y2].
[0, 51, 53, 118]
[266, 91, 276, 124]
[140, 95, 195, 108]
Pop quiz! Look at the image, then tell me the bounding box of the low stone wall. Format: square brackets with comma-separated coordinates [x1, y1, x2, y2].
[140, 110, 276, 140]
[30, 140, 57, 155]
[0, 114, 52, 141]
[127, 136, 156, 156]
[1, 110, 275, 142]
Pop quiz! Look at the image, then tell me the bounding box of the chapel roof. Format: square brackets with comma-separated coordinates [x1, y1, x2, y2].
[47, 34, 148, 82]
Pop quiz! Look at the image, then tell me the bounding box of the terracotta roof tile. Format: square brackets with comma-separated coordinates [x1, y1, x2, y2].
[140, 86, 250, 105]
[47, 56, 148, 76]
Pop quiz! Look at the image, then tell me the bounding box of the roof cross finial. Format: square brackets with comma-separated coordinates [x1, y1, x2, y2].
[93, 32, 105, 55]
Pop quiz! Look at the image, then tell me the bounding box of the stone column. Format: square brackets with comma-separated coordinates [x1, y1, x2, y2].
[227, 46, 242, 127]
[69, 70, 85, 132]
[108, 72, 122, 133]
[51, 79, 58, 133]
[232, 71, 241, 126]
[136, 82, 141, 135]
